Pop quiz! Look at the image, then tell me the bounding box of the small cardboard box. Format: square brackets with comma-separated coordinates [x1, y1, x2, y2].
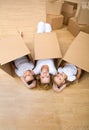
[63, 31, 89, 73]
[68, 17, 89, 36]
[0, 34, 30, 77]
[46, 0, 63, 15]
[61, 1, 77, 25]
[46, 14, 64, 30]
[34, 32, 62, 60]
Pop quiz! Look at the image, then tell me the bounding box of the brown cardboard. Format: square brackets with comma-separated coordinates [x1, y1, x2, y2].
[0, 34, 30, 76]
[0, 63, 13, 77]
[68, 17, 89, 36]
[34, 32, 62, 60]
[46, 14, 64, 30]
[46, 0, 62, 15]
[63, 31, 89, 72]
[62, 10, 76, 25]
[62, 2, 75, 14]
[48, 0, 58, 2]
[77, 7, 89, 25]
[61, 1, 77, 25]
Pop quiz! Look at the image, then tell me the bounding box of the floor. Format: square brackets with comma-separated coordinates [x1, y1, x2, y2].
[0, 0, 89, 130]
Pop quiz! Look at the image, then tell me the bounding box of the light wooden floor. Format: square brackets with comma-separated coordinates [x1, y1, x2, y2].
[0, 0, 89, 130]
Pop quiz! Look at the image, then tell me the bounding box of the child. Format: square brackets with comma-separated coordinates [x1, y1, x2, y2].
[33, 59, 57, 84]
[33, 21, 57, 89]
[53, 62, 82, 92]
[13, 55, 36, 89]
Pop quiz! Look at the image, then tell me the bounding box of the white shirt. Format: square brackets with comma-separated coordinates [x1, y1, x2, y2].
[58, 64, 78, 82]
[33, 59, 57, 75]
[14, 56, 34, 77]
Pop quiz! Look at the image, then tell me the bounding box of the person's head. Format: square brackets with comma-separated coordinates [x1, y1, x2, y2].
[40, 65, 51, 84]
[23, 70, 36, 88]
[52, 72, 68, 92]
[53, 72, 67, 87]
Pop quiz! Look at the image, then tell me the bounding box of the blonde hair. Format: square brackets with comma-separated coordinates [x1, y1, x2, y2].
[36, 74, 53, 90]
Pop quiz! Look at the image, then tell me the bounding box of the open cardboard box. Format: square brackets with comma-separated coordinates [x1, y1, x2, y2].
[63, 31, 89, 73]
[33, 32, 62, 62]
[0, 34, 31, 77]
[34, 31, 89, 73]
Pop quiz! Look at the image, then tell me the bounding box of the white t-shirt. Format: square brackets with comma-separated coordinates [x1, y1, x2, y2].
[14, 56, 34, 77]
[58, 64, 78, 82]
[33, 59, 57, 75]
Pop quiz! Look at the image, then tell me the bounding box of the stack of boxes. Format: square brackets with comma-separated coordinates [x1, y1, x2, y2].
[46, 0, 64, 30]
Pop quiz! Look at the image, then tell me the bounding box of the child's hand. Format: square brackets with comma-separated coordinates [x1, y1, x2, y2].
[53, 83, 66, 92]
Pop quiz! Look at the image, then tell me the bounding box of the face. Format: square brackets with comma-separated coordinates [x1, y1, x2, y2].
[40, 65, 50, 84]
[53, 72, 67, 87]
[23, 70, 34, 83]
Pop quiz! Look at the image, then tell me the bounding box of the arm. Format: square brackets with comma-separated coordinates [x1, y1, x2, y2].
[53, 83, 67, 93]
[76, 67, 82, 79]
[21, 77, 36, 89]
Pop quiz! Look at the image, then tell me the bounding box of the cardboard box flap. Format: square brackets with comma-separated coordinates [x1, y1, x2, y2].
[34, 32, 62, 60]
[0, 35, 30, 65]
[0, 63, 13, 77]
[63, 31, 89, 72]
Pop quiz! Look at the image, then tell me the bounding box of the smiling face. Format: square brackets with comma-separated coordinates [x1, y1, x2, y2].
[23, 70, 34, 83]
[53, 72, 67, 87]
[40, 65, 50, 84]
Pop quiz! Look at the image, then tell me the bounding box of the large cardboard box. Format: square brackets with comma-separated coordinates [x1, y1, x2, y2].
[46, 0, 63, 15]
[68, 17, 89, 36]
[63, 31, 89, 73]
[61, 1, 77, 25]
[46, 14, 64, 30]
[34, 32, 62, 60]
[0, 34, 30, 77]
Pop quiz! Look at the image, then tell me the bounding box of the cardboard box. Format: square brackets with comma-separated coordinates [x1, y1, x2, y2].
[46, 0, 63, 15]
[34, 32, 62, 60]
[46, 14, 64, 30]
[61, 1, 77, 25]
[68, 17, 89, 36]
[63, 31, 89, 73]
[62, 11, 76, 25]
[77, 6, 89, 25]
[0, 34, 30, 77]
